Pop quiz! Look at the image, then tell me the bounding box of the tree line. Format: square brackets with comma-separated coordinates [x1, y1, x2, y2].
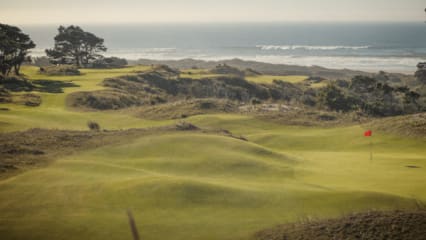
[1, 23, 127, 77]
[0, 23, 35, 76]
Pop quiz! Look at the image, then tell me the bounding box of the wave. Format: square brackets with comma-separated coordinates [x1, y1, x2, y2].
[256, 45, 371, 51]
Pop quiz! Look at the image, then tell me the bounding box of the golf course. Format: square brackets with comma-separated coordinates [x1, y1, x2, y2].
[0, 65, 425, 240]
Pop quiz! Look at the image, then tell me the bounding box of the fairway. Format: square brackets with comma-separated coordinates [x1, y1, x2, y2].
[0, 66, 425, 240]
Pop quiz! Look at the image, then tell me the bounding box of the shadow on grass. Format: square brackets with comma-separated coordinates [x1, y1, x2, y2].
[32, 80, 79, 93]
[0, 78, 79, 93]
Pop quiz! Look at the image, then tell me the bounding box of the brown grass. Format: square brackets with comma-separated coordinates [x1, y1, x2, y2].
[254, 210, 426, 240]
[366, 113, 426, 138]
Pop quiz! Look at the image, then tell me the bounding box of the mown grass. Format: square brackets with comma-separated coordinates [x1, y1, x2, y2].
[245, 75, 308, 84]
[0, 66, 425, 240]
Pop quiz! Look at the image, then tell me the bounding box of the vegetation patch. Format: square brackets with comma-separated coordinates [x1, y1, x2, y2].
[318, 75, 425, 116]
[20, 93, 42, 107]
[255, 109, 364, 127]
[67, 70, 304, 111]
[0, 88, 12, 103]
[210, 64, 245, 77]
[39, 65, 81, 76]
[254, 210, 426, 240]
[68, 90, 143, 110]
[367, 113, 426, 138]
[89, 57, 128, 69]
[135, 99, 238, 119]
[87, 121, 101, 131]
[175, 121, 199, 131]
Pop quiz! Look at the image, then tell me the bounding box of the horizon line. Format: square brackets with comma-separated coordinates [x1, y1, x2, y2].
[5, 20, 424, 27]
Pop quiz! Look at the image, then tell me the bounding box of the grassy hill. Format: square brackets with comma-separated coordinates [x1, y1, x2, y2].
[0, 66, 425, 240]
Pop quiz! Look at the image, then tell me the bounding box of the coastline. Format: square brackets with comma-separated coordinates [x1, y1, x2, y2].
[128, 58, 416, 79]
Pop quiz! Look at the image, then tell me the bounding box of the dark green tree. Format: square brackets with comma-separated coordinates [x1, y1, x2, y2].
[349, 75, 376, 93]
[415, 63, 426, 87]
[318, 84, 358, 112]
[45, 26, 107, 67]
[0, 23, 35, 76]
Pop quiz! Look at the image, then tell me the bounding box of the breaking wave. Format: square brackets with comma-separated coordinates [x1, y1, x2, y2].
[256, 45, 371, 51]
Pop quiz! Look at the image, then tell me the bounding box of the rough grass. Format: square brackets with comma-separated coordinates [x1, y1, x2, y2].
[366, 113, 426, 138]
[0, 66, 425, 240]
[134, 99, 238, 120]
[254, 210, 426, 240]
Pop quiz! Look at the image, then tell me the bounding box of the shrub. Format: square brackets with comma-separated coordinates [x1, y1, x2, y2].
[90, 57, 128, 69]
[199, 101, 216, 109]
[87, 121, 100, 131]
[251, 98, 262, 105]
[210, 64, 245, 77]
[318, 84, 358, 112]
[39, 65, 80, 76]
[0, 88, 11, 103]
[32, 56, 51, 67]
[317, 114, 337, 121]
[22, 94, 41, 107]
[176, 121, 199, 131]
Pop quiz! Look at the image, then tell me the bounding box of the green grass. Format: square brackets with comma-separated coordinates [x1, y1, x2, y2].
[0, 66, 425, 240]
[180, 69, 308, 85]
[245, 75, 308, 84]
[180, 69, 225, 79]
[0, 65, 172, 132]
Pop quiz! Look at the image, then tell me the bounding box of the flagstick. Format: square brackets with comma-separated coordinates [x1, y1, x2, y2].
[127, 209, 140, 240]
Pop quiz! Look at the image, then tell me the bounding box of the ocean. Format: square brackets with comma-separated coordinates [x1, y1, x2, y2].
[21, 22, 426, 74]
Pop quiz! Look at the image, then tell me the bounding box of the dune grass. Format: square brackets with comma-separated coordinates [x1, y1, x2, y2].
[0, 66, 425, 240]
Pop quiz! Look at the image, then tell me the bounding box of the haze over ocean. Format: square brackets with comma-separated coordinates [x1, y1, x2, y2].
[23, 22, 426, 73]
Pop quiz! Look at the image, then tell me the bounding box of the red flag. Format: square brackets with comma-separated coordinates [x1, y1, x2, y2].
[364, 130, 372, 137]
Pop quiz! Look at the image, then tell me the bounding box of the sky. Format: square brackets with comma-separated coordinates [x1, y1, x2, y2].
[0, 0, 425, 25]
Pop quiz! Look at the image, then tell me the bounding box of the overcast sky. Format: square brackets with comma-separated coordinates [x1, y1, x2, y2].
[1, 0, 425, 25]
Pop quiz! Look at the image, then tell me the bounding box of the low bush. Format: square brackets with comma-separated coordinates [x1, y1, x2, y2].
[39, 65, 81, 76]
[22, 94, 41, 107]
[0, 88, 11, 103]
[176, 121, 199, 131]
[87, 121, 100, 131]
[89, 57, 128, 69]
